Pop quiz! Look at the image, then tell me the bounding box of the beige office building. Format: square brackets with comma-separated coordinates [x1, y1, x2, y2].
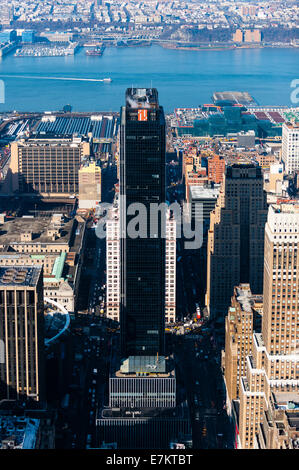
[264, 163, 284, 195]
[206, 164, 267, 320]
[282, 122, 299, 174]
[224, 285, 255, 407]
[238, 203, 299, 449]
[78, 161, 101, 209]
[0, 266, 45, 404]
[10, 136, 90, 196]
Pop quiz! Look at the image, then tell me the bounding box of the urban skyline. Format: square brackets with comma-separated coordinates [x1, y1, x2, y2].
[0, 87, 297, 452]
[0, 0, 298, 458]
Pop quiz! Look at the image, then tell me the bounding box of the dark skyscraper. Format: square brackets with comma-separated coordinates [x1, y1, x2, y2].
[98, 90, 191, 449]
[120, 88, 166, 358]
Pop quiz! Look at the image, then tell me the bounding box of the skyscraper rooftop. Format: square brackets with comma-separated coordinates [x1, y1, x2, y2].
[0, 266, 42, 287]
[125, 88, 159, 109]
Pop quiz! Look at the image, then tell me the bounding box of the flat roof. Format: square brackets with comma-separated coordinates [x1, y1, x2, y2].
[112, 354, 175, 379]
[236, 285, 253, 313]
[0, 266, 42, 287]
[271, 203, 299, 214]
[0, 415, 39, 449]
[120, 355, 166, 374]
[274, 391, 299, 407]
[126, 88, 159, 109]
[189, 185, 220, 199]
[0, 216, 83, 248]
[16, 136, 85, 147]
[213, 91, 256, 106]
[284, 122, 299, 129]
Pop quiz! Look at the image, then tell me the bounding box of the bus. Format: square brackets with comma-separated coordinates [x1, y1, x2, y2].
[195, 303, 201, 320]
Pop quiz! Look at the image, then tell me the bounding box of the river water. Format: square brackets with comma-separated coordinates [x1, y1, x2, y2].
[0, 45, 298, 112]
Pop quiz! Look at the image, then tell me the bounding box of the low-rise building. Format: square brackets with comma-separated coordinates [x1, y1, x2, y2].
[207, 153, 225, 184]
[78, 161, 102, 209]
[0, 214, 86, 313]
[255, 391, 299, 449]
[0, 412, 56, 449]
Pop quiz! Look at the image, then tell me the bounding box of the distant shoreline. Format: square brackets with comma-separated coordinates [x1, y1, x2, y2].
[106, 42, 299, 52]
[158, 43, 299, 52]
[103, 42, 299, 53]
[2, 42, 298, 60]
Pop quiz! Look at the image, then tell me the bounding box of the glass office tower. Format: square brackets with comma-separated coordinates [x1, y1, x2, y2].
[119, 88, 166, 358]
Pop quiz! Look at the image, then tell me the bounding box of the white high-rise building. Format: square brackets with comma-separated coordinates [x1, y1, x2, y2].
[0, 5, 13, 26]
[106, 205, 176, 323]
[165, 211, 176, 323]
[106, 205, 120, 322]
[282, 122, 299, 174]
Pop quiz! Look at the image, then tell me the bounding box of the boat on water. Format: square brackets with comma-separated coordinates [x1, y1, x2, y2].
[103, 78, 112, 83]
[85, 46, 105, 56]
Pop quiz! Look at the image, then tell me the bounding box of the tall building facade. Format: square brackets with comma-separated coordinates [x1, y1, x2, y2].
[189, 185, 220, 302]
[106, 205, 120, 322]
[98, 89, 191, 449]
[0, 5, 13, 26]
[224, 285, 255, 407]
[282, 122, 299, 174]
[78, 161, 101, 209]
[165, 212, 176, 323]
[208, 153, 225, 184]
[10, 137, 90, 196]
[120, 88, 166, 358]
[189, 185, 219, 228]
[244, 29, 261, 43]
[106, 205, 176, 324]
[238, 203, 299, 449]
[0, 266, 45, 404]
[233, 29, 243, 42]
[206, 164, 268, 320]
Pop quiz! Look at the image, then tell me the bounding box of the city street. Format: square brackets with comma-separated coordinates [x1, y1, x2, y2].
[175, 332, 234, 449]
